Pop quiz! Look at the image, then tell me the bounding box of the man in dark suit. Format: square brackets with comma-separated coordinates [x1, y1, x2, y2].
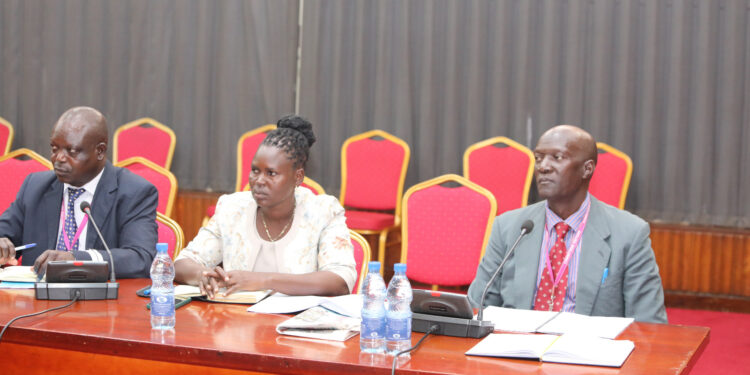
[468, 125, 667, 323]
[0, 107, 158, 278]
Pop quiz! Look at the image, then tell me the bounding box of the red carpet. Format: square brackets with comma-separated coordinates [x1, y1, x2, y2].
[666, 308, 750, 374]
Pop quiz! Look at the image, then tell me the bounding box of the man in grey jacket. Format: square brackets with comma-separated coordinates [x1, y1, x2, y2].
[468, 125, 667, 323]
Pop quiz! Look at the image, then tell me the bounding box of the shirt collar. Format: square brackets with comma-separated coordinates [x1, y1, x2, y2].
[544, 193, 591, 233]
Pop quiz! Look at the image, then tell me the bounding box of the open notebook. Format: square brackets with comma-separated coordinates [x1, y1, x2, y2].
[466, 333, 635, 367]
[173, 284, 271, 304]
[479, 307, 634, 339]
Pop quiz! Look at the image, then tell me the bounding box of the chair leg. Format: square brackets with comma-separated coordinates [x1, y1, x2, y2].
[377, 229, 389, 276]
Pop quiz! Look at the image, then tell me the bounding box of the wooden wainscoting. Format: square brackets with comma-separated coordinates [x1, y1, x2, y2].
[172, 190, 750, 312]
[172, 190, 223, 243]
[651, 223, 750, 312]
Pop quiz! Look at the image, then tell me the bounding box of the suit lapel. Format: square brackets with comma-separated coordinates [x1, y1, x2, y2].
[513, 204, 545, 310]
[42, 180, 64, 250]
[574, 198, 612, 316]
[87, 163, 117, 248]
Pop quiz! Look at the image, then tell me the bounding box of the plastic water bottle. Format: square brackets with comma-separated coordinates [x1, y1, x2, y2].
[360, 261, 386, 353]
[150, 243, 175, 329]
[386, 263, 412, 355]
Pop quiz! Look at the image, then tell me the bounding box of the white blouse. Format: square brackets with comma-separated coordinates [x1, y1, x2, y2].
[176, 187, 357, 292]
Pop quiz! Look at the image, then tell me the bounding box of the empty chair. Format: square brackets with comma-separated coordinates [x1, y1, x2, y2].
[116, 156, 178, 217]
[349, 230, 371, 294]
[340, 130, 410, 271]
[400, 174, 497, 290]
[0, 116, 13, 156]
[156, 212, 185, 260]
[0, 148, 53, 213]
[463, 136, 534, 216]
[113, 118, 176, 170]
[589, 142, 633, 209]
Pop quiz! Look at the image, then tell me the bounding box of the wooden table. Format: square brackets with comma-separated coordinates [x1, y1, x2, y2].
[0, 279, 709, 374]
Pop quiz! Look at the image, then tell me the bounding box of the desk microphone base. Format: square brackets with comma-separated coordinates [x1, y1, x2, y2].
[412, 312, 494, 338]
[35, 282, 119, 300]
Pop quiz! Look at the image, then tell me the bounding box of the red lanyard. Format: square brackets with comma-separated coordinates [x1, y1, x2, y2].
[59, 202, 88, 251]
[543, 204, 590, 287]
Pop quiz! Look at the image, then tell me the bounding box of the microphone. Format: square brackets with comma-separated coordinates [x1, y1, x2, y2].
[476, 219, 534, 322]
[35, 201, 119, 300]
[80, 201, 117, 283]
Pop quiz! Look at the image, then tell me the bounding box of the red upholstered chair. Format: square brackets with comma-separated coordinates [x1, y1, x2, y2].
[400, 174, 497, 290]
[589, 142, 633, 209]
[0, 148, 53, 214]
[463, 136, 534, 216]
[349, 230, 371, 294]
[116, 157, 178, 217]
[340, 130, 410, 273]
[156, 212, 184, 260]
[113, 118, 176, 170]
[236, 124, 276, 192]
[0, 116, 14, 156]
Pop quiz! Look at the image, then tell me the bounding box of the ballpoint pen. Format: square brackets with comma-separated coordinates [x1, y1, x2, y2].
[14, 243, 37, 251]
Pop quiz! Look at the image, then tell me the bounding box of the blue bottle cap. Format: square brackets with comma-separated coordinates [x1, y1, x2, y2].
[368, 261, 381, 272]
[156, 243, 168, 253]
[394, 263, 406, 273]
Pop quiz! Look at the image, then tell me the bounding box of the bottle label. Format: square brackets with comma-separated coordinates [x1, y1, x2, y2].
[361, 316, 385, 339]
[150, 293, 174, 317]
[386, 316, 412, 340]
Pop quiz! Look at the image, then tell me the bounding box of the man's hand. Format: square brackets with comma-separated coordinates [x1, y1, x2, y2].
[0, 237, 18, 266]
[33, 250, 75, 278]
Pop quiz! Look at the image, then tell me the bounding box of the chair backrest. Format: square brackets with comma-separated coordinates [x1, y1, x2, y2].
[0, 116, 14, 156]
[116, 156, 178, 217]
[349, 230, 371, 294]
[340, 130, 410, 221]
[242, 176, 325, 196]
[401, 174, 497, 288]
[156, 212, 185, 260]
[589, 142, 633, 209]
[463, 136, 534, 216]
[236, 124, 276, 192]
[113, 118, 176, 170]
[0, 148, 53, 213]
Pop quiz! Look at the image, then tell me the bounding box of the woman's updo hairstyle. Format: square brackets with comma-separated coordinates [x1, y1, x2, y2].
[261, 114, 316, 169]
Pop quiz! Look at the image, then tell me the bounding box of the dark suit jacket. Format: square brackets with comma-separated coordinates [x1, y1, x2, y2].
[467, 196, 667, 323]
[0, 162, 158, 278]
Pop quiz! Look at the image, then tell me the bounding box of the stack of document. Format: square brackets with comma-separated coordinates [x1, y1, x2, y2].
[276, 306, 360, 341]
[466, 333, 635, 367]
[480, 307, 634, 339]
[249, 294, 363, 342]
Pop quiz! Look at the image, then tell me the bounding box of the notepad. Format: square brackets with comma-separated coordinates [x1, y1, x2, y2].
[480, 307, 634, 339]
[174, 284, 271, 304]
[466, 333, 635, 367]
[0, 266, 40, 282]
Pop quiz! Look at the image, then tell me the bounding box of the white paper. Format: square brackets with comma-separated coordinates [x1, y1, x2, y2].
[248, 294, 362, 318]
[466, 333, 635, 368]
[466, 333, 559, 359]
[276, 306, 360, 342]
[536, 312, 634, 339]
[541, 334, 635, 367]
[480, 306, 559, 333]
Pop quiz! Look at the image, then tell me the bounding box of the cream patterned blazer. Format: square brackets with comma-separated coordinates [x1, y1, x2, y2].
[176, 187, 357, 292]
